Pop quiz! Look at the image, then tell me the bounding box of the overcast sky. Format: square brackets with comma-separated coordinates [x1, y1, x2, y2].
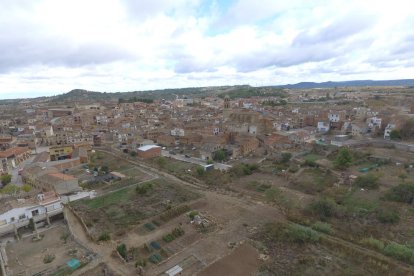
[1, 0, 414, 98]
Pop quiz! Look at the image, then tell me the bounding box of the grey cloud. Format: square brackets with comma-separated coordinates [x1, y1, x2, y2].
[0, 28, 133, 73]
[293, 13, 375, 46]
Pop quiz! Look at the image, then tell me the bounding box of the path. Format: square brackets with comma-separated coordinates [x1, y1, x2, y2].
[64, 207, 135, 276]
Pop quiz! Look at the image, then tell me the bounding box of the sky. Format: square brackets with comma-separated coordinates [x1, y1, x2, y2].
[1, 0, 414, 99]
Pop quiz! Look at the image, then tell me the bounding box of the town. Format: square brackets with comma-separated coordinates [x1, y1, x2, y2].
[0, 85, 413, 275]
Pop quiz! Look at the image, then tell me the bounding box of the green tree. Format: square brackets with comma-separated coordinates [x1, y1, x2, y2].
[1, 174, 12, 185]
[1, 184, 20, 195]
[334, 148, 353, 170]
[281, 152, 292, 163]
[101, 165, 109, 174]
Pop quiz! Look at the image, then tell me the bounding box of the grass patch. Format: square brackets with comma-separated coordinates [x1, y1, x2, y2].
[360, 237, 385, 251]
[384, 183, 414, 204]
[311, 221, 333, 234]
[247, 181, 271, 192]
[84, 188, 131, 209]
[383, 242, 414, 265]
[264, 223, 320, 244]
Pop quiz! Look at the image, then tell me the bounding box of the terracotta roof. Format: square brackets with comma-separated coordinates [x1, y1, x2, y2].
[0, 147, 30, 158]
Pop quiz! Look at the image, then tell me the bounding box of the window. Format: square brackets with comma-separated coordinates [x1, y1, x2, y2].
[10, 217, 15, 222]
[19, 214, 26, 220]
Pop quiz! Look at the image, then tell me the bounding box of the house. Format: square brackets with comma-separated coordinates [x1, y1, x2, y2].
[0, 192, 63, 236]
[137, 145, 161, 159]
[49, 145, 73, 161]
[22, 164, 81, 195]
[170, 128, 185, 137]
[317, 122, 330, 133]
[384, 124, 396, 140]
[0, 147, 31, 174]
[351, 122, 369, 136]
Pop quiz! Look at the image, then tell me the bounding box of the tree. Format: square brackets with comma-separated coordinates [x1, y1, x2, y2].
[334, 148, 353, 170]
[1, 184, 20, 195]
[281, 152, 292, 163]
[1, 174, 12, 185]
[101, 165, 109, 174]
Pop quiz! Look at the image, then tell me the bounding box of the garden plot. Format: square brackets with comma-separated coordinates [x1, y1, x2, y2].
[70, 178, 200, 239]
[5, 224, 93, 276]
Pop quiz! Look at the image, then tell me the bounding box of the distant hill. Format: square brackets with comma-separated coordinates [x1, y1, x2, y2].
[277, 79, 414, 89]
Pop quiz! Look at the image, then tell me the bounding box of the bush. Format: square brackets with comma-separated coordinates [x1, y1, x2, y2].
[159, 205, 190, 222]
[309, 198, 338, 219]
[188, 211, 199, 220]
[334, 148, 353, 169]
[383, 242, 414, 265]
[136, 182, 153, 195]
[361, 237, 385, 251]
[148, 253, 162, 264]
[385, 183, 414, 204]
[196, 166, 205, 176]
[135, 259, 147, 267]
[60, 232, 70, 244]
[43, 254, 55, 264]
[116, 243, 127, 260]
[98, 232, 111, 241]
[22, 184, 32, 193]
[230, 163, 259, 177]
[281, 152, 292, 163]
[150, 241, 161, 250]
[376, 208, 400, 224]
[286, 224, 320, 244]
[354, 173, 379, 189]
[1, 174, 11, 185]
[311, 221, 333, 234]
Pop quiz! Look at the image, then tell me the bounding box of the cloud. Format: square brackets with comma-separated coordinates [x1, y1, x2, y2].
[0, 0, 414, 97]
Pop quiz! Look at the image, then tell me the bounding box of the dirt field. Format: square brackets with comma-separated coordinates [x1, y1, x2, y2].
[198, 243, 260, 276]
[5, 223, 93, 275]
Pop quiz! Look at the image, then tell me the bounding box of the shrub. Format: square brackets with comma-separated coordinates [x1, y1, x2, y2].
[148, 253, 162, 264]
[60, 232, 70, 244]
[43, 254, 55, 264]
[311, 221, 333, 234]
[150, 241, 161, 250]
[376, 208, 400, 224]
[354, 173, 379, 189]
[309, 198, 338, 219]
[135, 182, 153, 195]
[286, 224, 320, 244]
[163, 233, 175, 243]
[281, 152, 292, 163]
[159, 205, 190, 222]
[188, 211, 199, 220]
[135, 259, 147, 267]
[196, 166, 205, 176]
[385, 183, 414, 204]
[361, 237, 385, 251]
[383, 242, 414, 265]
[116, 243, 127, 260]
[98, 232, 111, 241]
[22, 184, 32, 193]
[334, 148, 353, 169]
[1, 174, 12, 185]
